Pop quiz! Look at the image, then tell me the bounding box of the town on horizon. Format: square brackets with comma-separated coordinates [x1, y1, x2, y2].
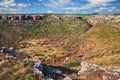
[0, 13, 120, 21]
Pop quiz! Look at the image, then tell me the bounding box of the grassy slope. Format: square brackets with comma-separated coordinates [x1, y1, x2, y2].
[17, 16, 120, 67]
[0, 15, 120, 80]
[83, 21, 120, 66]
[0, 15, 91, 80]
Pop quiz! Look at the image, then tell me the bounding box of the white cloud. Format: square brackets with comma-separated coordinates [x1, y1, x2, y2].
[39, 0, 44, 2]
[108, 9, 113, 11]
[63, 7, 81, 13]
[111, 6, 116, 10]
[102, 3, 112, 6]
[0, 7, 18, 13]
[0, 0, 18, 13]
[83, 0, 116, 10]
[47, 10, 53, 13]
[94, 7, 108, 12]
[0, 0, 30, 13]
[108, 6, 116, 12]
[99, 7, 107, 10]
[18, 3, 28, 8]
[45, 0, 72, 7]
[94, 9, 101, 12]
[0, 0, 16, 8]
[94, 6, 117, 13]
[58, 0, 71, 4]
[63, 0, 116, 13]
[32, 2, 40, 6]
[87, 0, 116, 4]
[63, 4, 95, 11]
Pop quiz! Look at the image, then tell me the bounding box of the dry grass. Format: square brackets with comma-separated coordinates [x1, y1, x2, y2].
[87, 53, 120, 67]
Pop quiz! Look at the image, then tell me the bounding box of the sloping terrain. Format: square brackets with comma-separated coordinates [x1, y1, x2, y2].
[0, 14, 120, 80]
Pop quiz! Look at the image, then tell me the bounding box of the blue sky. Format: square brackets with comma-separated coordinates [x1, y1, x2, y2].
[0, 0, 120, 14]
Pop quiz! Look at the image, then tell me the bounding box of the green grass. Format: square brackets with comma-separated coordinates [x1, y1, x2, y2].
[78, 14, 95, 16]
[0, 15, 90, 47]
[63, 60, 80, 68]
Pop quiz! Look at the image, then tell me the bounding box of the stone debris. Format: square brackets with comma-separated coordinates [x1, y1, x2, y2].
[78, 62, 99, 75]
[1, 47, 120, 80]
[33, 58, 64, 79]
[87, 15, 120, 26]
[63, 77, 72, 80]
[64, 57, 69, 63]
[0, 60, 5, 65]
[78, 62, 120, 80]
[0, 47, 15, 57]
[102, 75, 109, 80]
[33, 59, 44, 72]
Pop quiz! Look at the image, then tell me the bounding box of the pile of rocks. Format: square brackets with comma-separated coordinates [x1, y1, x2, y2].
[0, 47, 16, 58]
[1, 47, 120, 80]
[22, 57, 73, 80]
[78, 62, 120, 80]
[87, 15, 120, 26]
[33, 58, 72, 80]
[0, 47, 72, 80]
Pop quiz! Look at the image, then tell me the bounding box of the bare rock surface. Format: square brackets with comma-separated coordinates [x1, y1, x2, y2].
[78, 62, 120, 80]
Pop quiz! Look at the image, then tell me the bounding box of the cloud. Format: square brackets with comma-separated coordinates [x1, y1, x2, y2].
[87, 0, 116, 4]
[18, 4, 28, 8]
[0, 0, 16, 8]
[85, 0, 116, 10]
[63, 0, 116, 13]
[0, 0, 30, 13]
[32, 2, 40, 6]
[94, 7, 108, 12]
[94, 6, 117, 13]
[39, 0, 44, 2]
[45, 0, 72, 7]
[108, 6, 116, 12]
[0, 0, 119, 14]
[57, 0, 71, 4]
[63, 7, 80, 12]
[47, 10, 53, 13]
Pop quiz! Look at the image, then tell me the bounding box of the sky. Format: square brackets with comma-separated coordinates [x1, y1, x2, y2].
[0, 0, 120, 14]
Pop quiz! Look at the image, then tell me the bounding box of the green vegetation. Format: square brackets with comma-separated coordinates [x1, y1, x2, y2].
[0, 16, 90, 47]
[63, 60, 80, 68]
[0, 14, 120, 80]
[78, 14, 95, 16]
[0, 56, 39, 80]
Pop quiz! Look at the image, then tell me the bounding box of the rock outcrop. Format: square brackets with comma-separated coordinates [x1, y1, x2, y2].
[0, 47, 72, 80]
[78, 62, 120, 80]
[1, 47, 120, 80]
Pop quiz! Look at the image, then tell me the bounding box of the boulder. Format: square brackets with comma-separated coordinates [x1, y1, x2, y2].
[64, 77, 72, 80]
[78, 62, 99, 75]
[78, 62, 120, 80]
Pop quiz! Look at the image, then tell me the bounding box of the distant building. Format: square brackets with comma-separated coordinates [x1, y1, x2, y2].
[26, 15, 33, 20]
[8, 16, 14, 20]
[33, 15, 40, 21]
[0, 14, 46, 21]
[0, 16, 2, 20]
[14, 15, 19, 20]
